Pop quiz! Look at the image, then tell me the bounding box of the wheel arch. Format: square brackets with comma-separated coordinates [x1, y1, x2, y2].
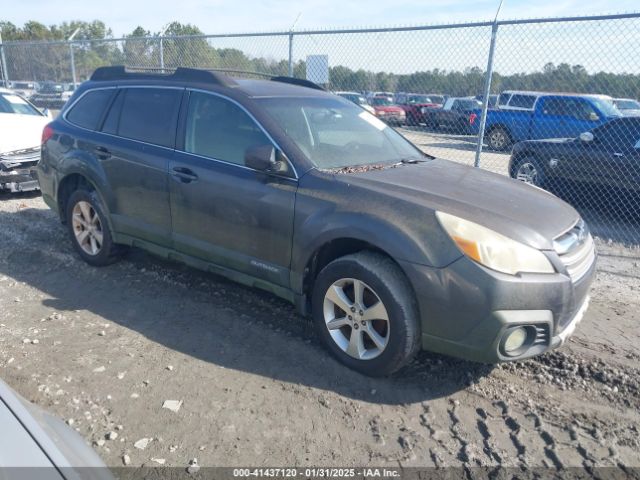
[56, 168, 113, 230]
[296, 236, 420, 320]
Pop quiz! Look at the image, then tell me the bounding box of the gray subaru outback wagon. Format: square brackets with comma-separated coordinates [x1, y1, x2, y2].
[35, 67, 596, 376]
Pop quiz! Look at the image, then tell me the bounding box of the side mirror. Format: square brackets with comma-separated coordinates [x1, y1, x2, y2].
[589, 112, 600, 122]
[43, 108, 53, 119]
[245, 145, 287, 173]
[579, 132, 594, 143]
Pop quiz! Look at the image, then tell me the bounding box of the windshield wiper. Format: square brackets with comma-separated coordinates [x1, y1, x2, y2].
[395, 157, 427, 166]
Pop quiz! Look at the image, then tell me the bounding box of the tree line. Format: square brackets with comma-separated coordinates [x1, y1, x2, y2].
[1, 20, 638, 99]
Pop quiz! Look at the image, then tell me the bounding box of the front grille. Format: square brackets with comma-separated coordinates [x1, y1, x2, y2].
[554, 220, 596, 283]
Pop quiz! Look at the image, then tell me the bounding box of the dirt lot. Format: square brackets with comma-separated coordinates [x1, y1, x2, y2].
[1, 190, 640, 472]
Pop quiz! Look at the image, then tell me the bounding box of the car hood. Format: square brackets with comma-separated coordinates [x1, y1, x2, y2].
[338, 159, 580, 250]
[0, 113, 48, 154]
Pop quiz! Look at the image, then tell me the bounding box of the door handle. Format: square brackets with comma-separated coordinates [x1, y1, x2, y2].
[171, 166, 199, 183]
[94, 146, 111, 159]
[613, 152, 625, 158]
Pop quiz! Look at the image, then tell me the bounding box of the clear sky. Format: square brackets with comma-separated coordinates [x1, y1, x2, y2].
[2, 0, 639, 36]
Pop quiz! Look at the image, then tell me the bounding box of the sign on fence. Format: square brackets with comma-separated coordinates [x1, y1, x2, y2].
[306, 55, 329, 85]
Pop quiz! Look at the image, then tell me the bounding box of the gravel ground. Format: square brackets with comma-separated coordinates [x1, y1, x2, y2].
[1, 191, 639, 472]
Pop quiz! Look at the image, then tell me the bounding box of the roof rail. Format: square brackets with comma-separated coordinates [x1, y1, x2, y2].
[271, 76, 325, 91]
[90, 66, 237, 87]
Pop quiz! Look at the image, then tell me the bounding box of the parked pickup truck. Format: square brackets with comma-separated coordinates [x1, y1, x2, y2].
[423, 97, 481, 133]
[470, 93, 622, 150]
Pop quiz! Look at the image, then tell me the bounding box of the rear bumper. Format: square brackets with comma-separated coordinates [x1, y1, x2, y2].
[399, 253, 595, 363]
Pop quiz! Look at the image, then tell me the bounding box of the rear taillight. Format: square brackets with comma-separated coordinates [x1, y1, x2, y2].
[42, 124, 54, 145]
[469, 113, 478, 125]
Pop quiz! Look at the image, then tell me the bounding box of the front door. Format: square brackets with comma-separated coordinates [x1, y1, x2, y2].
[169, 90, 297, 287]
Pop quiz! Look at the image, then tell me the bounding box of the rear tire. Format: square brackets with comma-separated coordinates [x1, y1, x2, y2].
[311, 251, 420, 377]
[65, 189, 122, 267]
[487, 126, 512, 151]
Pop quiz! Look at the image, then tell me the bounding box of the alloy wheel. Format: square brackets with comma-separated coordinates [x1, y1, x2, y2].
[322, 278, 390, 360]
[489, 130, 507, 149]
[516, 162, 539, 185]
[71, 201, 104, 256]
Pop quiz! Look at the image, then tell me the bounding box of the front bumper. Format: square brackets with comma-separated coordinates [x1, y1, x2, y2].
[399, 252, 595, 363]
[1, 148, 41, 193]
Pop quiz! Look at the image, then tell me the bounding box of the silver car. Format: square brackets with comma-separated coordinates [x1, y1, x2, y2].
[0, 378, 113, 479]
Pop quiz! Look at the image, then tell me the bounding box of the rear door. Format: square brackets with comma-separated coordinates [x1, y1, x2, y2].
[169, 90, 297, 287]
[98, 86, 183, 247]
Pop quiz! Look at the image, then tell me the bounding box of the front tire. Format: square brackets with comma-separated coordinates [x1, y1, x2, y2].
[65, 189, 122, 266]
[512, 156, 546, 189]
[311, 251, 420, 377]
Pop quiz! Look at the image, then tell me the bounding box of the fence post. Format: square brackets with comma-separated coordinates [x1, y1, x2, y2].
[69, 42, 77, 85]
[159, 37, 165, 71]
[473, 22, 499, 168]
[288, 32, 294, 77]
[0, 32, 9, 87]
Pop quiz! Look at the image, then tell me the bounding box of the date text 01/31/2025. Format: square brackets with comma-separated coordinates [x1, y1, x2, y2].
[233, 468, 401, 478]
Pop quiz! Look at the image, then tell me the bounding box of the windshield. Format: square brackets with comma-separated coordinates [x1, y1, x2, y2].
[0, 93, 42, 116]
[591, 97, 622, 117]
[371, 97, 393, 106]
[258, 96, 426, 169]
[615, 99, 640, 110]
[408, 95, 431, 104]
[340, 93, 368, 106]
[458, 99, 481, 110]
[39, 83, 64, 94]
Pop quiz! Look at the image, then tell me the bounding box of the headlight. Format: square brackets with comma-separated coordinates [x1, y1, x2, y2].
[436, 211, 555, 275]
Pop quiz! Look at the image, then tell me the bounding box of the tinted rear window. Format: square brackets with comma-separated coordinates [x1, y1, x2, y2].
[66, 89, 114, 130]
[117, 88, 182, 148]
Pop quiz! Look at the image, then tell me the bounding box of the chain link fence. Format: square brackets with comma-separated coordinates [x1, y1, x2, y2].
[1, 13, 639, 245]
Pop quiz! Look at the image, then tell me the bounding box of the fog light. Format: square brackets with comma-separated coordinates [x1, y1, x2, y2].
[503, 327, 527, 354]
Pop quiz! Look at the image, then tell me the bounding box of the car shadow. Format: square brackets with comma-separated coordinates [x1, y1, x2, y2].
[0, 206, 494, 406]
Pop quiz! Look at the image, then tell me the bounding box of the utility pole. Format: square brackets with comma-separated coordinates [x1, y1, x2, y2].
[68, 28, 80, 85]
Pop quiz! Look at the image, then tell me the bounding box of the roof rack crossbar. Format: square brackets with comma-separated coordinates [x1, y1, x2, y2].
[90, 66, 237, 87]
[270, 76, 325, 91]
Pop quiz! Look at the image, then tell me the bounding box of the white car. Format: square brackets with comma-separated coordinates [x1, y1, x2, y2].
[0, 87, 51, 192]
[335, 91, 376, 115]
